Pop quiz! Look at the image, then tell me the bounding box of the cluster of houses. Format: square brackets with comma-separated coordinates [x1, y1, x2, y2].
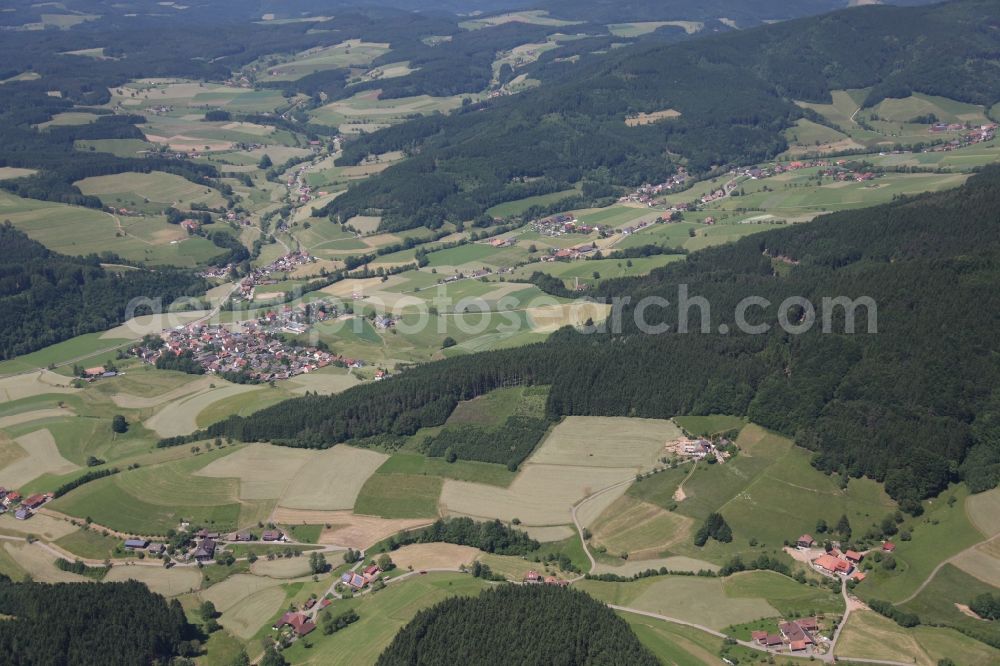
[817, 166, 879, 183]
[618, 170, 690, 206]
[751, 617, 822, 653]
[123, 538, 167, 556]
[523, 570, 569, 586]
[667, 436, 730, 463]
[540, 245, 599, 262]
[254, 300, 338, 336]
[924, 123, 997, 152]
[234, 251, 318, 300]
[340, 563, 382, 590]
[797, 534, 869, 582]
[530, 214, 604, 238]
[0, 490, 51, 521]
[139, 321, 353, 383]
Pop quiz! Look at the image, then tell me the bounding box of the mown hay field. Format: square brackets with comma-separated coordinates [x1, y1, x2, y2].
[578, 575, 778, 630]
[104, 565, 202, 597]
[0, 428, 79, 488]
[529, 416, 677, 470]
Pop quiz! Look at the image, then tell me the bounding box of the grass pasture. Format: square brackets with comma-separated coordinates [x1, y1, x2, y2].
[578, 575, 779, 630]
[374, 453, 516, 488]
[722, 570, 843, 617]
[144, 383, 265, 438]
[529, 416, 677, 469]
[673, 414, 745, 437]
[836, 609, 999, 665]
[50, 449, 244, 535]
[354, 473, 442, 519]
[75, 171, 227, 212]
[1, 542, 88, 584]
[589, 494, 694, 560]
[900, 564, 1000, 648]
[103, 565, 202, 597]
[249, 557, 312, 579]
[279, 573, 488, 665]
[0, 428, 79, 488]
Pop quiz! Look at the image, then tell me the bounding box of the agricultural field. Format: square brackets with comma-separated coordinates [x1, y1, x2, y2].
[486, 188, 579, 218]
[721, 570, 843, 617]
[144, 382, 266, 438]
[75, 171, 227, 213]
[578, 575, 779, 630]
[588, 494, 694, 560]
[0, 190, 218, 266]
[439, 414, 673, 527]
[103, 566, 202, 597]
[310, 90, 468, 133]
[279, 572, 489, 665]
[900, 564, 1000, 648]
[459, 10, 581, 30]
[254, 40, 391, 82]
[673, 414, 745, 436]
[354, 473, 443, 519]
[835, 609, 1000, 666]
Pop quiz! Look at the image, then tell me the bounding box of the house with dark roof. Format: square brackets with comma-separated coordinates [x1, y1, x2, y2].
[796, 534, 815, 549]
[124, 538, 149, 550]
[274, 612, 315, 637]
[262, 529, 283, 542]
[194, 538, 216, 561]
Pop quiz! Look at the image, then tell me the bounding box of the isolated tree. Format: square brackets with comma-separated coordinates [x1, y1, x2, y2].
[111, 414, 128, 434]
[260, 646, 287, 666]
[835, 514, 852, 540]
[199, 600, 218, 621]
[309, 551, 328, 574]
[815, 518, 828, 533]
[441, 337, 457, 349]
[377, 553, 394, 571]
[258, 154, 273, 170]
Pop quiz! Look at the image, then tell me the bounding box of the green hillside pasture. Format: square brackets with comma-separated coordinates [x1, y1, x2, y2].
[35, 112, 100, 129]
[103, 565, 203, 597]
[111, 80, 284, 115]
[199, 574, 289, 640]
[857, 484, 982, 604]
[901, 564, 1000, 648]
[75, 138, 156, 157]
[872, 141, 1000, 171]
[622, 613, 757, 666]
[0, 191, 217, 266]
[0, 428, 79, 489]
[529, 416, 679, 470]
[589, 494, 694, 560]
[144, 383, 265, 438]
[486, 188, 579, 218]
[440, 463, 634, 527]
[836, 609, 1000, 666]
[55, 526, 132, 560]
[872, 93, 989, 125]
[783, 118, 859, 153]
[424, 243, 503, 268]
[310, 92, 466, 131]
[673, 414, 745, 436]
[445, 385, 545, 427]
[965, 487, 1000, 537]
[722, 570, 843, 617]
[460, 10, 580, 30]
[577, 205, 656, 228]
[257, 40, 391, 82]
[75, 171, 227, 212]
[578, 575, 779, 630]
[626, 464, 691, 509]
[50, 450, 244, 534]
[511, 254, 684, 286]
[374, 453, 516, 488]
[194, 388, 295, 428]
[663, 425, 896, 563]
[354, 473, 442, 519]
[279, 573, 489, 665]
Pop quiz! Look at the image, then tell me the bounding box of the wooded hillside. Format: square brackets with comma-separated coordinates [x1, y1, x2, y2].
[327, 0, 1000, 231]
[212, 166, 1000, 509]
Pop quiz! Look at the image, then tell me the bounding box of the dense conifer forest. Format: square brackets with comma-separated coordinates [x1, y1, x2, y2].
[376, 584, 659, 665]
[0, 224, 206, 358]
[0, 577, 198, 665]
[211, 166, 1000, 508]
